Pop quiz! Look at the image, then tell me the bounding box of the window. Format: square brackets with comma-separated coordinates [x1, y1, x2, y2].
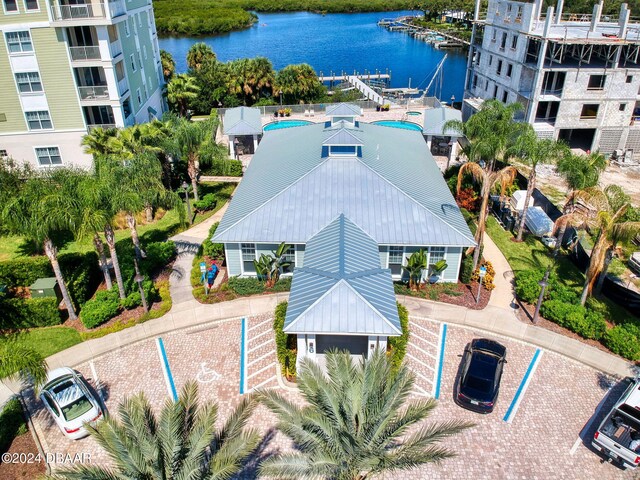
[137, 13, 142, 28]
[493, 85, 499, 98]
[620, 103, 627, 111]
[143, 84, 148, 101]
[138, 52, 143, 70]
[241, 243, 256, 274]
[506, 63, 513, 78]
[489, 55, 493, 66]
[5, 31, 33, 53]
[329, 145, 357, 155]
[429, 247, 445, 270]
[500, 32, 507, 50]
[282, 246, 295, 273]
[473, 74, 478, 89]
[24, 0, 38, 10]
[497, 60, 503, 75]
[124, 20, 130, 37]
[4, 0, 18, 12]
[388, 246, 403, 276]
[136, 88, 141, 105]
[502, 90, 508, 103]
[148, 75, 153, 89]
[25, 111, 52, 130]
[130, 54, 136, 72]
[143, 45, 147, 60]
[35, 147, 62, 166]
[587, 74, 606, 90]
[491, 29, 496, 42]
[580, 104, 599, 119]
[511, 35, 518, 50]
[627, 75, 634, 83]
[15, 72, 42, 93]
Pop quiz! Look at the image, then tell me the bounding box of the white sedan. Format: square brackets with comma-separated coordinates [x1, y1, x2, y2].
[40, 367, 103, 440]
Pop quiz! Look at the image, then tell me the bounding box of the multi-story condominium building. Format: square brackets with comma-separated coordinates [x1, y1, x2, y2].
[464, 0, 640, 156]
[0, 0, 165, 168]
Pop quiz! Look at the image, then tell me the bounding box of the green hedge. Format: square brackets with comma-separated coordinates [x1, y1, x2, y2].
[80, 290, 121, 329]
[0, 256, 50, 288]
[459, 255, 474, 284]
[603, 324, 640, 361]
[274, 302, 297, 378]
[193, 193, 217, 212]
[228, 276, 291, 296]
[0, 297, 62, 330]
[202, 223, 225, 261]
[388, 303, 409, 374]
[538, 300, 607, 340]
[0, 397, 27, 454]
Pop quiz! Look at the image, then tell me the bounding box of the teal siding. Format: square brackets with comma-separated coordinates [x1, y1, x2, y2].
[379, 246, 388, 269]
[442, 247, 462, 283]
[296, 244, 305, 267]
[225, 243, 242, 276]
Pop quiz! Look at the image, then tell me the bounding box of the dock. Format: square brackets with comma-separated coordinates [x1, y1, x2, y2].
[318, 71, 391, 82]
[378, 17, 470, 48]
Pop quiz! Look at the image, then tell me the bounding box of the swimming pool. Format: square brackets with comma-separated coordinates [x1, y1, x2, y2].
[372, 120, 422, 131]
[263, 120, 313, 131]
[406, 111, 422, 116]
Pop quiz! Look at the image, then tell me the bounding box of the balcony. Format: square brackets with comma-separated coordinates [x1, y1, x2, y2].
[78, 85, 109, 100]
[69, 45, 101, 61]
[109, 40, 122, 58]
[50, 0, 126, 24]
[87, 123, 116, 131]
[117, 77, 128, 95]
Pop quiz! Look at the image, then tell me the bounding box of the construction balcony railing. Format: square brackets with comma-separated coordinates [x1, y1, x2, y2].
[88, 123, 116, 131]
[50, 0, 125, 22]
[69, 45, 101, 61]
[78, 85, 109, 100]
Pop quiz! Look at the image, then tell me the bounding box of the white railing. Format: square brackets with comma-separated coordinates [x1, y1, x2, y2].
[51, 0, 125, 22]
[88, 123, 116, 131]
[69, 45, 101, 60]
[117, 77, 128, 95]
[107, 0, 125, 18]
[78, 85, 109, 100]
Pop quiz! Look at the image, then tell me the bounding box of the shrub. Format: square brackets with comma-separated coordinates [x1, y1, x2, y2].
[388, 303, 409, 374]
[0, 297, 62, 330]
[228, 276, 291, 296]
[459, 255, 474, 284]
[456, 187, 480, 212]
[274, 302, 297, 379]
[603, 325, 640, 361]
[120, 291, 142, 310]
[63, 252, 101, 306]
[193, 193, 217, 212]
[471, 261, 495, 290]
[0, 397, 26, 454]
[143, 241, 176, 273]
[515, 269, 543, 304]
[547, 280, 579, 304]
[202, 223, 225, 261]
[0, 256, 50, 288]
[80, 289, 120, 329]
[539, 300, 575, 327]
[581, 311, 607, 340]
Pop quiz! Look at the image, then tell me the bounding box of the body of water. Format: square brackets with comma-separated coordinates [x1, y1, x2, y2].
[159, 11, 468, 102]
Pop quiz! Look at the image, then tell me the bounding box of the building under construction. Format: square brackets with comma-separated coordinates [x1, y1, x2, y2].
[464, 0, 640, 157]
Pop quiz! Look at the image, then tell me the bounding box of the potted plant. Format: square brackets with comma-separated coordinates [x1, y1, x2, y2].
[277, 109, 286, 117]
[428, 259, 448, 284]
[382, 103, 390, 112]
[284, 108, 292, 117]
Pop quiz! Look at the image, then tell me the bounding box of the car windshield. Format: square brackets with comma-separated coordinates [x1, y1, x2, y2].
[62, 397, 93, 421]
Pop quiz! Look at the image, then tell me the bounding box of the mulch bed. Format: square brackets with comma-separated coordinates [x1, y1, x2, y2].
[0, 431, 46, 480]
[399, 281, 491, 310]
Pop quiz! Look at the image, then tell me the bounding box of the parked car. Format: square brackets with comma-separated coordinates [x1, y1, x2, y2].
[455, 338, 507, 414]
[592, 377, 640, 469]
[40, 367, 103, 440]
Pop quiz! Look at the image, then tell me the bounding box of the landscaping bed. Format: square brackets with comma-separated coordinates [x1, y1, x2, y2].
[394, 281, 490, 310]
[0, 397, 45, 479]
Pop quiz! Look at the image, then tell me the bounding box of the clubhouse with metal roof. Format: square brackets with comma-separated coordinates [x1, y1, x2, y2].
[213, 104, 475, 365]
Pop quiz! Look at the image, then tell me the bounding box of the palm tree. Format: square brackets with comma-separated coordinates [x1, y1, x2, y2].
[457, 163, 518, 269]
[551, 210, 585, 257]
[50, 381, 261, 480]
[81, 127, 118, 156]
[444, 99, 524, 170]
[160, 49, 176, 82]
[2, 169, 80, 320]
[167, 74, 200, 117]
[556, 151, 608, 192]
[0, 341, 48, 389]
[507, 126, 568, 241]
[174, 116, 215, 201]
[258, 350, 473, 480]
[275, 64, 324, 103]
[569, 185, 640, 304]
[403, 249, 427, 290]
[186, 42, 216, 71]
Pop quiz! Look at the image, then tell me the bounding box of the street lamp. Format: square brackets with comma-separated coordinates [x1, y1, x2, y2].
[133, 256, 148, 312]
[450, 95, 455, 106]
[278, 90, 283, 106]
[181, 181, 192, 225]
[532, 266, 551, 324]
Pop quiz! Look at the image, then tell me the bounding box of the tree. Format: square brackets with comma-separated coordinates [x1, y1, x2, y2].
[0, 158, 32, 235]
[507, 126, 568, 241]
[275, 64, 325, 104]
[258, 350, 473, 480]
[227, 57, 275, 105]
[444, 100, 525, 171]
[186, 42, 216, 71]
[0, 342, 48, 389]
[50, 381, 261, 480]
[569, 186, 640, 304]
[1, 169, 80, 320]
[457, 163, 517, 269]
[556, 151, 608, 192]
[174, 116, 215, 201]
[160, 49, 176, 83]
[403, 249, 427, 290]
[81, 127, 118, 156]
[167, 74, 200, 117]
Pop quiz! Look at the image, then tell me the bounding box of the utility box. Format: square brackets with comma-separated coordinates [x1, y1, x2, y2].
[29, 277, 61, 302]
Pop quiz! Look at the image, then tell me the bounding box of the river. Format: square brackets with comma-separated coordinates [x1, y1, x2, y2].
[158, 11, 468, 102]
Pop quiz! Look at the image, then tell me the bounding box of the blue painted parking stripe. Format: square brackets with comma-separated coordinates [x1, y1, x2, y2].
[503, 348, 543, 423]
[239, 317, 248, 395]
[434, 324, 447, 399]
[156, 337, 178, 402]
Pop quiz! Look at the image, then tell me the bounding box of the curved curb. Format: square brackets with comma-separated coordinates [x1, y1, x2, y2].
[397, 295, 634, 378]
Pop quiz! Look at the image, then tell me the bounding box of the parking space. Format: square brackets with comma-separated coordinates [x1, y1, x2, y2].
[23, 314, 636, 478]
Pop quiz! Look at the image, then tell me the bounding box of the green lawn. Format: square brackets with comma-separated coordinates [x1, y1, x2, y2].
[0, 327, 82, 359]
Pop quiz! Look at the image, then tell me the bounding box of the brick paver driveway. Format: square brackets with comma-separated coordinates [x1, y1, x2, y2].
[24, 315, 635, 479]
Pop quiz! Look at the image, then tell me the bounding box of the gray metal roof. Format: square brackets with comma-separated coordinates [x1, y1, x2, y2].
[322, 127, 363, 146]
[423, 107, 463, 137]
[213, 121, 475, 246]
[284, 215, 401, 336]
[325, 103, 362, 117]
[223, 107, 262, 136]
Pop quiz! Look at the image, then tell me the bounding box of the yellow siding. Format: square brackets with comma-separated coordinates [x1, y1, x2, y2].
[0, 2, 49, 25]
[0, 41, 26, 133]
[32, 28, 84, 130]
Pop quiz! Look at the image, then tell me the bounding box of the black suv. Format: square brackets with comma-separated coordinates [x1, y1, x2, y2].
[455, 338, 507, 414]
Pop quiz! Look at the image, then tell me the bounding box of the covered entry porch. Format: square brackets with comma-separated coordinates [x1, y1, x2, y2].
[295, 334, 388, 369]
